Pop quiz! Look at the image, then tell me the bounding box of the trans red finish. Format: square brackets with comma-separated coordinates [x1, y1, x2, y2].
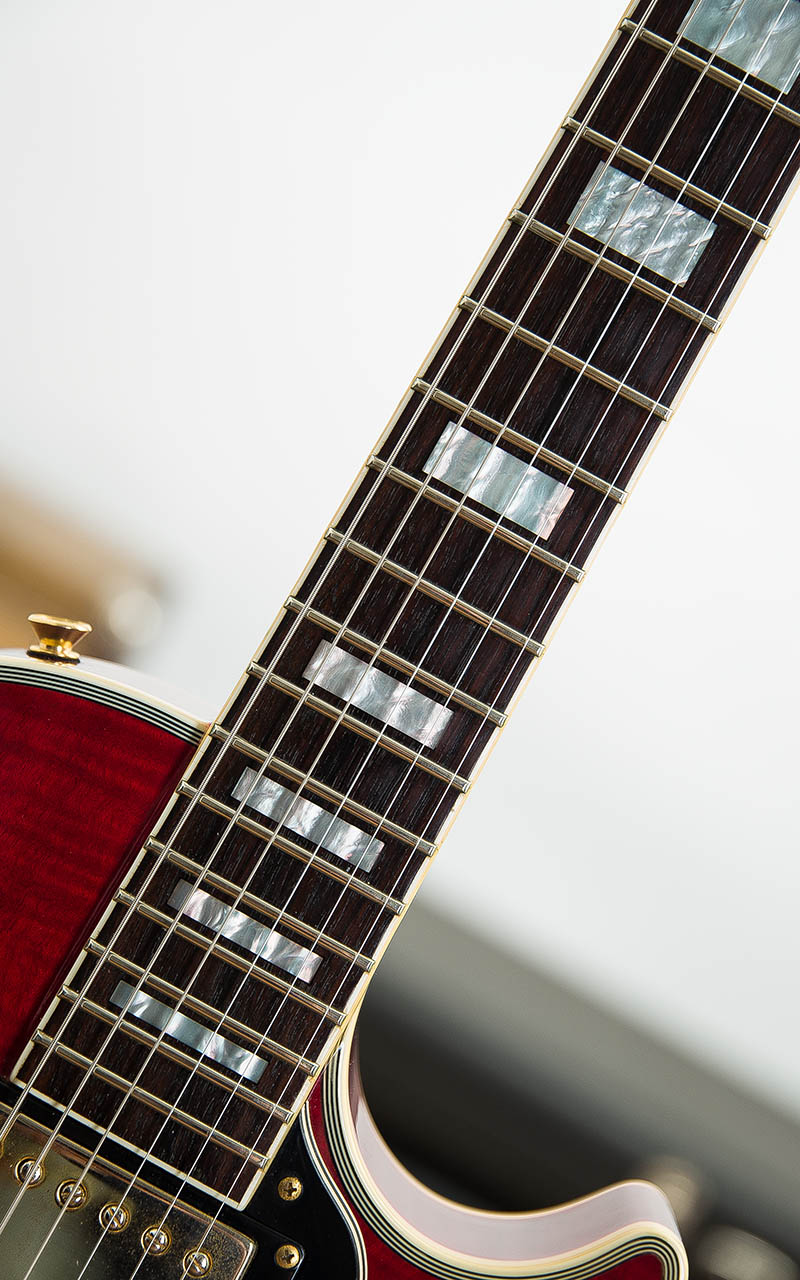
[305, 1088, 666, 1280]
[0, 681, 194, 1074]
[0, 668, 684, 1279]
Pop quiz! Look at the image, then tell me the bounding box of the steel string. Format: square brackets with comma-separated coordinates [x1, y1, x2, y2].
[7, 1, 795, 1273]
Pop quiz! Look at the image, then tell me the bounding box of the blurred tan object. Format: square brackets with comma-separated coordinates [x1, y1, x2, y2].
[696, 1228, 798, 1280]
[635, 1157, 709, 1243]
[0, 481, 163, 660]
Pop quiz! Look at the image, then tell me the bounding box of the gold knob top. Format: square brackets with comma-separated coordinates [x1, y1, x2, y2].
[27, 614, 92, 665]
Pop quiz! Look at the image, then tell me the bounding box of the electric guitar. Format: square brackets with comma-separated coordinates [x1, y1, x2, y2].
[2, 0, 798, 1274]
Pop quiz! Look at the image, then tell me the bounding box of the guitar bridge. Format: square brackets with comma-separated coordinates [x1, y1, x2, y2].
[0, 1104, 256, 1278]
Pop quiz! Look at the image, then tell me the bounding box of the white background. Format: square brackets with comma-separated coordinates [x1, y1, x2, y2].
[0, 1, 798, 1117]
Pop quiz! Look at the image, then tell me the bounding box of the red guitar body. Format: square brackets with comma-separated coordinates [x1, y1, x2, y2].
[0, 652, 686, 1280]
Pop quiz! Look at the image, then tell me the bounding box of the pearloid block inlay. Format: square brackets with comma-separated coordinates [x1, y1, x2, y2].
[304, 640, 452, 748]
[110, 980, 267, 1083]
[232, 766, 384, 872]
[684, 0, 800, 92]
[423, 421, 573, 539]
[570, 163, 715, 285]
[168, 880, 321, 982]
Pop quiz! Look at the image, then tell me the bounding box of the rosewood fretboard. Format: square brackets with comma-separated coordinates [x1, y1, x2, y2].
[17, 0, 800, 1206]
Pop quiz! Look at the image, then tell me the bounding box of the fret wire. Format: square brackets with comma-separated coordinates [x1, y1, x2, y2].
[175, 783, 406, 914]
[143, 839, 376, 967]
[113, 889, 349, 1025]
[96, 7, 798, 1218]
[210, 720, 440, 853]
[31, 1032, 271, 1164]
[265, 671, 473, 791]
[324, 526, 548, 655]
[412, 377, 629, 501]
[366, 455, 585, 583]
[508, 209, 720, 330]
[57, 987, 295, 1110]
[16, 1, 669, 1180]
[20, 0, 798, 1213]
[563, 115, 772, 236]
[83, 937, 326, 1062]
[458, 295, 674, 420]
[620, 17, 800, 129]
[188, 9, 750, 1055]
[282, 595, 507, 727]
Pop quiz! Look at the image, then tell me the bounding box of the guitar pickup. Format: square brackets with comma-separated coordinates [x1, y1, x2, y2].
[0, 1103, 257, 1278]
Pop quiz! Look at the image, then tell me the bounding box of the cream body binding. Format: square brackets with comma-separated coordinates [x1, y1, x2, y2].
[0, 650, 686, 1280]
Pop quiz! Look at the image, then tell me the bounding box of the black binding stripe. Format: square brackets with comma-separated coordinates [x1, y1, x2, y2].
[0, 662, 203, 744]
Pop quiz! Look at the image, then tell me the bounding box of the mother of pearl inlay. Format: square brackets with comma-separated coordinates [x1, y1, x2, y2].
[303, 640, 452, 749]
[110, 980, 268, 1082]
[168, 879, 321, 982]
[684, 0, 800, 93]
[570, 163, 715, 285]
[423, 422, 573, 540]
[232, 766, 384, 872]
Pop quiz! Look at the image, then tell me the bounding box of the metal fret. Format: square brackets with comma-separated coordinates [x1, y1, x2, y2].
[304, 640, 454, 749]
[508, 209, 721, 330]
[232, 764, 384, 874]
[412, 377, 628, 502]
[366, 455, 583, 582]
[620, 17, 800, 130]
[146, 837, 377, 966]
[563, 116, 772, 238]
[212, 721, 440, 854]
[281, 597, 507, 728]
[459, 297, 674, 419]
[176, 782, 406, 914]
[168, 882, 322, 983]
[83, 936, 324, 1064]
[266, 671, 473, 791]
[325, 526, 548, 657]
[31, 1032, 271, 1166]
[114, 888, 349, 1025]
[59, 987, 280, 1102]
[684, 0, 800, 94]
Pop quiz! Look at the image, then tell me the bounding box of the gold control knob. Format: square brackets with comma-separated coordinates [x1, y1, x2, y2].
[27, 614, 92, 664]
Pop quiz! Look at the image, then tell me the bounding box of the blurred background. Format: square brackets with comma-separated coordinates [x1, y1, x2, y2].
[0, 0, 798, 1274]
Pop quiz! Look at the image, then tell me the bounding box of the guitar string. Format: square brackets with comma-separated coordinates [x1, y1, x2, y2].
[37, 17, 800, 1280]
[10, 0, 788, 1264]
[0, 0, 681, 1210]
[63, 5, 800, 1275]
[4, 2, 793, 1269]
[6, 0, 778, 1259]
[108, 33, 800, 1280]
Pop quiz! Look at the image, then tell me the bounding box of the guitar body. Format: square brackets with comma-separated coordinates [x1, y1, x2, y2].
[0, 653, 685, 1279]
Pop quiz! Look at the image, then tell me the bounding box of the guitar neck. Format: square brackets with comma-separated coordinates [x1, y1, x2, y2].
[19, 0, 800, 1207]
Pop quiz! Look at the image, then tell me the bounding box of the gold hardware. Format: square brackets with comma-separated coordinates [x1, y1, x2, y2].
[183, 1248, 213, 1276]
[55, 1178, 89, 1210]
[0, 1104, 255, 1278]
[141, 1225, 172, 1256]
[26, 614, 92, 665]
[274, 1243, 301, 1269]
[99, 1201, 131, 1233]
[14, 1158, 45, 1186]
[277, 1175, 303, 1202]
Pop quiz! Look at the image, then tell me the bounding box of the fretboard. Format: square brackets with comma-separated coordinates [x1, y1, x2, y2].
[19, 0, 800, 1207]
